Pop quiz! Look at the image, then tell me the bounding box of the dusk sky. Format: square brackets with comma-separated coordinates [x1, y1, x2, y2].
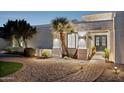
[0, 11, 106, 26]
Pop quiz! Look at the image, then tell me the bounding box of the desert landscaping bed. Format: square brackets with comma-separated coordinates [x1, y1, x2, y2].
[0, 57, 84, 82]
[95, 63, 124, 82]
[1, 57, 124, 82]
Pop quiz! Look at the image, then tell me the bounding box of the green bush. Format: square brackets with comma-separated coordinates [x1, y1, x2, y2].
[41, 49, 52, 58]
[24, 48, 35, 57]
[92, 46, 96, 55]
[104, 48, 109, 59]
[4, 46, 17, 53]
[4, 46, 24, 54]
[87, 46, 96, 60]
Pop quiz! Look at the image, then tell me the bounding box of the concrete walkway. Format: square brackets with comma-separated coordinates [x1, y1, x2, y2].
[90, 52, 105, 63]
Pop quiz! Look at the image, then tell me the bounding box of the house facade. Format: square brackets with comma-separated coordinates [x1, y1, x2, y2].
[75, 13, 115, 61]
[53, 12, 124, 64]
[53, 12, 115, 61]
[0, 12, 124, 64]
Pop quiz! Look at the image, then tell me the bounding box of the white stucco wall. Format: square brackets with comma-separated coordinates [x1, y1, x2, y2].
[0, 38, 10, 49]
[82, 13, 113, 22]
[0, 24, 53, 50]
[28, 25, 53, 49]
[115, 12, 124, 64]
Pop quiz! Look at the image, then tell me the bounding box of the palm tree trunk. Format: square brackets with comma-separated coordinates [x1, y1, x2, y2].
[73, 49, 78, 58]
[60, 32, 69, 57]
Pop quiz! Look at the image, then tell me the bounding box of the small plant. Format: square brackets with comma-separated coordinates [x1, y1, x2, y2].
[92, 46, 96, 55]
[41, 49, 52, 58]
[87, 46, 96, 60]
[104, 48, 109, 62]
[24, 48, 35, 57]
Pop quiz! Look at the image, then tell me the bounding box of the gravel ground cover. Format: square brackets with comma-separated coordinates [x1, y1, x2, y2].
[1, 57, 124, 82]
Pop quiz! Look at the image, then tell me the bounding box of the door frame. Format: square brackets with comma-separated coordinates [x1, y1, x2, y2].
[94, 35, 107, 51]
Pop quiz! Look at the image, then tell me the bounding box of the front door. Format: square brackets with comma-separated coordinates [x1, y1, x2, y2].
[95, 35, 107, 51]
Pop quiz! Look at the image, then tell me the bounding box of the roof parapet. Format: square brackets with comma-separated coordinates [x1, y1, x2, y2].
[82, 12, 115, 22]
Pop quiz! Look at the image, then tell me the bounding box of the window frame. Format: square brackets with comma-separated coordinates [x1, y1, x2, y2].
[67, 33, 77, 48]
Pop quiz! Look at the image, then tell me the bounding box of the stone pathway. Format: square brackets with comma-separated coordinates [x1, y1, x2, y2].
[57, 62, 105, 82]
[92, 52, 124, 82]
[57, 52, 105, 82]
[95, 63, 124, 82]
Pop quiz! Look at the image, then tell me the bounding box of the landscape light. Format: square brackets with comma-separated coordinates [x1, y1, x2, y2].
[113, 66, 120, 74]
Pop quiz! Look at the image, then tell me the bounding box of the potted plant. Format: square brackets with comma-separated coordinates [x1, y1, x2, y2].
[24, 48, 35, 57]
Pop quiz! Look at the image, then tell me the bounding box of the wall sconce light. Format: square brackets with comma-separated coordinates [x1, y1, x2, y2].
[53, 38, 60, 48]
[78, 31, 87, 37]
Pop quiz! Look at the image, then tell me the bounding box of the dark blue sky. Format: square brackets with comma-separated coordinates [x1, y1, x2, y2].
[0, 11, 106, 26]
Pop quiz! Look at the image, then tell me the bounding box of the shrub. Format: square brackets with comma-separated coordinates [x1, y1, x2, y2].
[92, 46, 96, 55]
[4, 46, 24, 55]
[24, 48, 35, 57]
[41, 49, 52, 58]
[4, 46, 15, 53]
[104, 48, 109, 59]
[87, 46, 96, 60]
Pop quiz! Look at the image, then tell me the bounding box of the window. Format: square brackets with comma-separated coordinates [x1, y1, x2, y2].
[96, 37, 99, 46]
[67, 33, 77, 48]
[102, 36, 106, 46]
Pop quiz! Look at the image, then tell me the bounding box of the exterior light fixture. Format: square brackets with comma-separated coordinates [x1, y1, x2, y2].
[113, 66, 120, 74]
[77, 31, 87, 49]
[71, 33, 75, 36]
[53, 38, 60, 48]
[78, 31, 87, 37]
[78, 39, 86, 49]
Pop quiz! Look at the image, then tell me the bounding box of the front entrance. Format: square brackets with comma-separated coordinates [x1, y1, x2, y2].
[95, 35, 107, 51]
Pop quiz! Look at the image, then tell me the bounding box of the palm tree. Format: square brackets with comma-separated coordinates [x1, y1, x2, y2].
[52, 17, 74, 57]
